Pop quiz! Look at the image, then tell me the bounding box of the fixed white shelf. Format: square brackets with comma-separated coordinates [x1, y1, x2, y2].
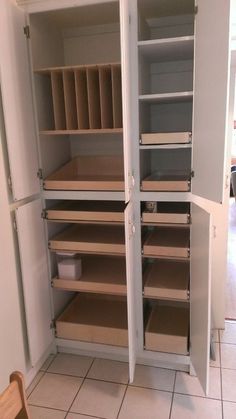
[138, 36, 194, 62]
[139, 91, 193, 104]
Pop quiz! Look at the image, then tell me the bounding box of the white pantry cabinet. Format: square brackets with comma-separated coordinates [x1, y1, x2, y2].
[0, 0, 231, 394]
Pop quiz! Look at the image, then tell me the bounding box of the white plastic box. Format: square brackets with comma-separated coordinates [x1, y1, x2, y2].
[57, 252, 82, 280]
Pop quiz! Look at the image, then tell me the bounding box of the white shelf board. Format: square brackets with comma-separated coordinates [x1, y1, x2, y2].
[138, 36, 194, 61]
[43, 190, 125, 201]
[139, 144, 192, 150]
[139, 91, 193, 103]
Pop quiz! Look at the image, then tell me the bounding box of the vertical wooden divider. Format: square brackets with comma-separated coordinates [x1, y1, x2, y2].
[111, 64, 123, 128]
[63, 70, 78, 130]
[51, 70, 66, 130]
[74, 68, 89, 129]
[86, 66, 101, 129]
[99, 65, 113, 128]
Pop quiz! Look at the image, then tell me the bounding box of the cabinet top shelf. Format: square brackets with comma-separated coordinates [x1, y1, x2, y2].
[139, 91, 193, 103]
[138, 36, 194, 61]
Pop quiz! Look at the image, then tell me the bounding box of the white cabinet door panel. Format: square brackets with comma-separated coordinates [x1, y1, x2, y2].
[0, 0, 39, 200]
[190, 203, 211, 394]
[125, 201, 137, 382]
[192, 0, 230, 202]
[16, 199, 53, 366]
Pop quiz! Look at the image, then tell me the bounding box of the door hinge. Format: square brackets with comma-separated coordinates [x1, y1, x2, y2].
[13, 214, 18, 232]
[37, 168, 43, 180]
[194, 5, 198, 15]
[23, 25, 30, 39]
[50, 319, 57, 336]
[41, 209, 48, 219]
[191, 170, 195, 178]
[8, 175, 12, 190]
[213, 225, 217, 239]
[129, 14, 131, 24]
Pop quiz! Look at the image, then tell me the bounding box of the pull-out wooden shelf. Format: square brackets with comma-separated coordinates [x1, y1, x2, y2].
[143, 260, 189, 300]
[49, 224, 125, 255]
[44, 156, 124, 191]
[46, 201, 125, 223]
[53, 255, 126, 295]
[142, 202, 190, 224]
[145, 304, 189, 354]
[56, 294, 128, 347]
[141, 131, 191, 145]
[143, 227, 190, 258]
[141, 171, 190, 192]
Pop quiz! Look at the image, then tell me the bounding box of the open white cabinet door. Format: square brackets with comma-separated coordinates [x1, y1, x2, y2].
[0, 0, 40, 201]
[190, 203, 212, 394]
[16, 199, 53, 366]
[192, 0, 231, 203]
[120, 0, 133, 203]
[125, 202, 137, 382]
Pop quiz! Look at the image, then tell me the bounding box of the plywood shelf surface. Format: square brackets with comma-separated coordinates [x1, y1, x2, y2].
[46, 201, 125, 223]
[141, 171, 191, 192]
[56, 293, 128, 346]
[143, 227, 190, 258]
[138, 36, 194, 61]
[44, 156, 124, 191]
[53, 255, 126, 295]
[49, 224, 125, 254]
[142, 202, 190, 224]
[145, 304, 189, 354]
[143, 260, 189, 300]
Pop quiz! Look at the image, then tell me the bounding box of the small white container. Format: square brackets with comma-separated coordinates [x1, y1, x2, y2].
[57, 253, 82, 280]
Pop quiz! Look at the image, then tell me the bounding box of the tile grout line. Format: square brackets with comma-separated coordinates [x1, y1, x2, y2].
[28, 403, 67, 413]
[27, 354, 56, 399]
[219, 340, 224, 419]
[65, 357, 96, 417]
[169, 370, 177, 419]
[116, 383, 128, 419]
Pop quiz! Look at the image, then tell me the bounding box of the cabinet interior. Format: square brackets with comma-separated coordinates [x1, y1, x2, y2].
[30, 1, 124, 188]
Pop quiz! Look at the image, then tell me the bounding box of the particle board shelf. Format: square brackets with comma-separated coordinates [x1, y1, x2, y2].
[142, 202, 190, 224]
[49, 224, 125, 255]
[140, 131, 192, 145]
[141, 171, 190, 192]
[44, 156, 124, 191]
[143, 227, 190, 258]
[138, 36, 194, 62]
[53, 255, 126, 295]
[46, 201, 125, 223]
[35, 63, 122, 132]
[145, 304, 189, 354]
[56, 293, 128, 346]
[40, 128, 123, 135]
[143, 260, 189, 300]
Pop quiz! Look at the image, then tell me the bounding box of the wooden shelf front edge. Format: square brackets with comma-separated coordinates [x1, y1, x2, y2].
[40, 128, 123, 135]
[52, 277, 127, 295]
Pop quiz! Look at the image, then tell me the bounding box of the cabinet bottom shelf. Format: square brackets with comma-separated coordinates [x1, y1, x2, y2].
[145, 304, 189, 355]
[56, 293, 128, 347]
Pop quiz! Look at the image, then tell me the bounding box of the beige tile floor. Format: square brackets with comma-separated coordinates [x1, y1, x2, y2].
[27, 321, 236, 419]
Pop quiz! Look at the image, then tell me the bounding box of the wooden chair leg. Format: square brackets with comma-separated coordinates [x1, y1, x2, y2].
[10, 372, 31, 419]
